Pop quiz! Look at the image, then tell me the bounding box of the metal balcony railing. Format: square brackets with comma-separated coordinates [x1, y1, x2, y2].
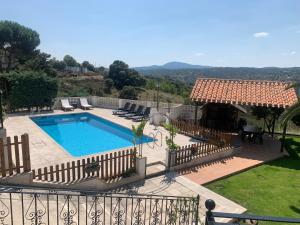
[204, 199, 300, 225]
[0, 185, 200, 225]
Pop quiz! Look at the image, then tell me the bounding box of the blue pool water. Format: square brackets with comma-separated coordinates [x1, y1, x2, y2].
[31, 113, 153, 157]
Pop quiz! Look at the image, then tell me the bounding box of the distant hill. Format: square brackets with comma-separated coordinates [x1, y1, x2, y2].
[134, 62, 300, 84]
[134, 61, 210, 71]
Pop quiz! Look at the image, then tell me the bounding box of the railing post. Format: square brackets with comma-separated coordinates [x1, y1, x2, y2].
[194, 194, 200, 225]
[205, 199, 216, 225]
[21, 134, 31, 172]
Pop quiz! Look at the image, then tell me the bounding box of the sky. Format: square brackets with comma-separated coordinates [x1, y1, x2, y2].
[1, 0, 300, 68]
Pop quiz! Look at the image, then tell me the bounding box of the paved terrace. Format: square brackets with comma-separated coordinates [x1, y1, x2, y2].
[4, 108, 200, 169]
[116, 172, 247, 224]
[181, 136, 286, 185]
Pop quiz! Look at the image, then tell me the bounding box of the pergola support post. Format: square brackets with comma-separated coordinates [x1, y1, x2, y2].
[280, 123, 287, 152]
[194, 102, 198, 125]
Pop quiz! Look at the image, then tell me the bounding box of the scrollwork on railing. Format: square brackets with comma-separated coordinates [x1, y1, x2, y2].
[60, 195, 77, 225]
[0, 188, 201, 225]
[0, 194, 9, 225]
[178, 199, 189, 225]
[166, 199, 177, 225]
[25, 193, 47, 225]
[112, 197, 125, 225]
[133, 198, 145, 225]
[88, 196, 104, 225]
[150, 199, 162, 225]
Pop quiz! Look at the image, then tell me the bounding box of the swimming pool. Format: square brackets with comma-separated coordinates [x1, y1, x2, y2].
[31, 113, 153, 157]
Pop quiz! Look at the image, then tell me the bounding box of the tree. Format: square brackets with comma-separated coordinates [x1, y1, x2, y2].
[49, 58, 66, 71]
[251, 106, 284, 136]
[127, 69, 146, 87]
[104, 78, 114, 94]
[278, 83, 299, 151]
[108, 60, 128, 89]
[164, 123, 179, 151]
[63, 55, 79, 67]
[280, 83, 300, 127]
[108, 60, 146, 90]
[22, 50, 57, 76]
[132, 120, 146, 156]
[0, 20, 40, 72]
[82, 61, 95, 72]
[119, 86, 138, 100]
[291, 114, 300, 126]
[97, 66, 105, 73]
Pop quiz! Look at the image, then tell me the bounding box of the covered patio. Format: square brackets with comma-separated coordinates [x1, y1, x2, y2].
[190, 78, 298, 150]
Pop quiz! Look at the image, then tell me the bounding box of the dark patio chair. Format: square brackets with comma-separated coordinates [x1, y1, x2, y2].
[113, 102, 131, 115]
[132, 107, 151, 122]
[124, 105, 144, 119]
[117, 104, 137, 116]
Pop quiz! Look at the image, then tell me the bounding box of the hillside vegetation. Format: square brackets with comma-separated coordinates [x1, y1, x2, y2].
[58, 74, 191, 103]
[137, 67, 300, 84]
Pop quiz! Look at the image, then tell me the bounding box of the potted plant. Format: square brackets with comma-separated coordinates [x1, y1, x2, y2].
[164, 123, 179, 151]
[132, 120, 146, 157]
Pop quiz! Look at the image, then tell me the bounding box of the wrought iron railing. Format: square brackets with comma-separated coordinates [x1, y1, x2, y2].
[0, 186, 200, 225]
[204, 199, 300, 225]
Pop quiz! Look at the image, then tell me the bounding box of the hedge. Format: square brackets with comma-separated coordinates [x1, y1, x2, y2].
[0, 70, 58, 111]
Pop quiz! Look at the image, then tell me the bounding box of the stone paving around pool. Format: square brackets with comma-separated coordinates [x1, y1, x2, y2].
[4, 108, 199, 170]
[114, 172, 247, 224]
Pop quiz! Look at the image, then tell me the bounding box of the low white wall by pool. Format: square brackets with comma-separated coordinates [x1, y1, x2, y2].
[53, 96, 201, 121]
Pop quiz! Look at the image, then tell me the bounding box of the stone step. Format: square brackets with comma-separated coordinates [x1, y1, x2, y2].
[146, 161, 166, 178]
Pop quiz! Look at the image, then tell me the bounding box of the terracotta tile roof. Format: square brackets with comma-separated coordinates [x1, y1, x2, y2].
[190, 78, 298, 108]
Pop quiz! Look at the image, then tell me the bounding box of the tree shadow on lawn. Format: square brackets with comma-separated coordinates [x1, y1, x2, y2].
[261, 137, 300, 171]
[264, 156, 300, 171]
[290, 204, 300, 215]
[284, 137, 300, 158]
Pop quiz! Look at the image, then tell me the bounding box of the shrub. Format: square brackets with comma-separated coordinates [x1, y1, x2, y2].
[108, 60, 146, 90]
[2, 70, 58, 111]
[119, 86, 138, 100]
[104, 78, 114, 94]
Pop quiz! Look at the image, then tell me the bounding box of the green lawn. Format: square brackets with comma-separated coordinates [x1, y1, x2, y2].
[206, 137, 300, 224]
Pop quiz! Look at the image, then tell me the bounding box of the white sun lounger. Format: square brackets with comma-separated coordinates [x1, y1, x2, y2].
[61, 99, 74, 111]
[80, 98, 92, 110]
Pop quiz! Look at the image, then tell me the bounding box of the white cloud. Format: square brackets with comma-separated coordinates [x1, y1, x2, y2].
[194, 52, 205, 56]
[253, 32, 269, 38]
[282, 51, 296, 56]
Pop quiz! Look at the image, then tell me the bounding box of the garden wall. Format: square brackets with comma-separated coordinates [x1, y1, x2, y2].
[53, 96, 200, 121]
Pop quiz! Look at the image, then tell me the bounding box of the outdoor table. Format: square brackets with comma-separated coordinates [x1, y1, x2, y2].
[243, 125, 261, 133]
[241, 125, 263, 143]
